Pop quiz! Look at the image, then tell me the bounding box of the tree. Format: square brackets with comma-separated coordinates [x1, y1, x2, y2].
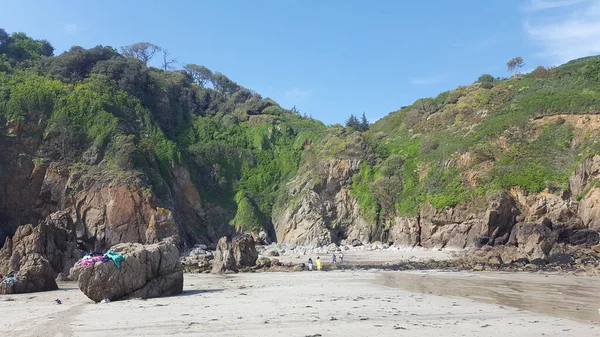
[478, 74, 494, 83]
[44, 114, 82, 161]
[211, 72, 239, 97]
[120, 42, 161, 65]
[0, 28, 9, 46]
[359, 112, 369, 131]
[345, 114, 360, 130]
[183, 64, 213, 87]
[507, 57, 524, 76]
[582, 58, 600, 83]
[0, 32, 50, 63]
[161, 49, 177, 70]
[39, 39, 54, 57]
[371, 176, 402, 215]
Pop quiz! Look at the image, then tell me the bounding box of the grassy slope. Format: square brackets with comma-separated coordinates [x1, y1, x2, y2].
[347, 57, 600, 222]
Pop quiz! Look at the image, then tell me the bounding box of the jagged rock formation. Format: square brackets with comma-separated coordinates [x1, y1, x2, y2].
[70, 241, 183, 302]
[210, 234, 259, 272]
[0, 253, 57, 294]
[0, 210, 81, 278]
[232, 234, 258, 267]
[211, 236, 237, 273]
[274, 154, 600, 261]
[275, 159, 373, 247]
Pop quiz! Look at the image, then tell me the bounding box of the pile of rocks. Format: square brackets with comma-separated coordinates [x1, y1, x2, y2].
[255, 240, 408, 259]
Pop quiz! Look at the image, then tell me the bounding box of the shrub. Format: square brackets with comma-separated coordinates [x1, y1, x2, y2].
[419, 137, 439, 154]
[478, 74, 494, 83]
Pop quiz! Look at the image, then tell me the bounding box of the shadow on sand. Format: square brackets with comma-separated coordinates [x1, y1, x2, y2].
[178, 289, 224, 297]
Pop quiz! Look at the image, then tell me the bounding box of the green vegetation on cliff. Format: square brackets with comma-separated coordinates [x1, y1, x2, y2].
[351, 58, 600, 221]
[0, 28, 325, 235]
[1, 27, 599, 234]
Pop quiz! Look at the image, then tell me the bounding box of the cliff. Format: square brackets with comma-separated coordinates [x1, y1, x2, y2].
[1, 29, 600, 276]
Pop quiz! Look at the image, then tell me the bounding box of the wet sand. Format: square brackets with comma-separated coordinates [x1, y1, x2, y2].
[380, 271, 600, 323]
[2, 270, 600, 337]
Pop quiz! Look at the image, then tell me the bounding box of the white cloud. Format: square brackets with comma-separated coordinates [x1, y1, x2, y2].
[283, 88, 313, 100]
[64, 23, 78, 34]
[409, 75, 443, 85]
[524, 0, 600, 63]
[524, 0, 590, 11]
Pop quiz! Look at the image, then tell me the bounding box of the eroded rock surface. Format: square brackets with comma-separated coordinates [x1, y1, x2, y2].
[70, 241, 183, 302]
[211, 236, 237, 273]
[232, 234, 258, 267]
[0, 253, 57, 294]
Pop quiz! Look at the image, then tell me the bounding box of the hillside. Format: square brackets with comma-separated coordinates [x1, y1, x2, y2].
[0, 28, 599, 256]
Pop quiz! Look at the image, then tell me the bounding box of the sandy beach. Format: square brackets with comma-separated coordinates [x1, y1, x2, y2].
[2, 268, 600, 337]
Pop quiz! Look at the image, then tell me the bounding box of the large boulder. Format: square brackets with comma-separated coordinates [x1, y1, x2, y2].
[211, 237, 237, 273]
[231, 234, 258, 267]
[0, 253, 57, 294]
[508, 223, 557, 259]
[70, 241, 183, 302]
[0, 210, 82, 277]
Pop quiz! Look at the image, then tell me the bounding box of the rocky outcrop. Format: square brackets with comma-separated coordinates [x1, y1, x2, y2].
[37, 164, 181, 251]
[211, 236, 237, 273]
[274, 159, 373, 246]
[570, 155, 600, 197]
[507, 223, 557, 259]
[571, 155, 600, 229]
[0, 135, 46, 244]
[232, 234, 258, 267]
[386, 217, 420, 247]
[71, 241, 183, 302]
[0, 253, 57, 294]
[411, 193, 518, 249]
[0, 210, 82, 276]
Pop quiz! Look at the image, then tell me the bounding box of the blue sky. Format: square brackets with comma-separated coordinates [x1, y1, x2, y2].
[2, 0, 600, 125]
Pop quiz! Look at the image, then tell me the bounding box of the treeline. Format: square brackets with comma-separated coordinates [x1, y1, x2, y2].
[0, 28, 326, 234]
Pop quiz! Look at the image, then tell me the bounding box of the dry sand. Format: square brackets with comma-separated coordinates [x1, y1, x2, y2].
[2, 268, 600, 337]
[272, 246, 457, 265]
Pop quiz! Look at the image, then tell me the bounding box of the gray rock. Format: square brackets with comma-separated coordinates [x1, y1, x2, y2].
[256, 256, 271, 268]
[232, 234, 258, 267]
[211, 237, 237, 273]
[0, 253, 57, 294]
[70, 241, 183, 302]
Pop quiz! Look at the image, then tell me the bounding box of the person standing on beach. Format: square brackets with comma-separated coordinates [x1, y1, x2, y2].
[332, 254, 337, 264]
[308, 258, 314, 271]
[340, 253, 344, 264]
[316, 256, 322, 271]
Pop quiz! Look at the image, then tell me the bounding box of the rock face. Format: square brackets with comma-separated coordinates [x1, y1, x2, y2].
[417, 193, 518, 249]
[232, 234, 258, 267]
[0, 253, 57, 294]
[0, 210, 82, 277]
[508, 223, 557, 259]
[274, 154, 600, 259]
[37, 163, 182, 251]
[0, 132, 46, 245]
[70, 241, 183, 302]
[274, 159, 373, 246]
[211, 237, 237, 273]
[571, 155, 600, 229]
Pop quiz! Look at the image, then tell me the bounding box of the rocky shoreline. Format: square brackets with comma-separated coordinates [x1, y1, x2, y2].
[181, 239, 600, 276]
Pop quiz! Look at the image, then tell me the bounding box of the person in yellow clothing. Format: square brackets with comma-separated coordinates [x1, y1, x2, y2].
[316, 256, 322, 271]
